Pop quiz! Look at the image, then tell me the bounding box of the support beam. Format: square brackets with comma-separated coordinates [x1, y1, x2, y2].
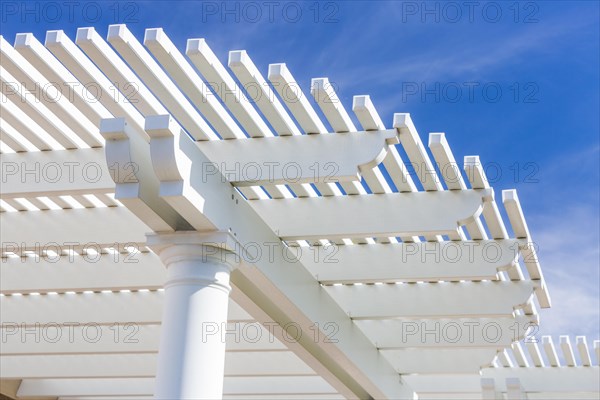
[1, 148, 114, 198]
[249, 189, 492, 241]
[299, 240, 522, 283]
[16, 377, 339, 397]
[0, 290, 252, 326]
[324, 281, 536, 318]
[0, 352, 314, 379]
[0, 207, 149, 249]
[195, 129, 396, 186]
[355, 315, 538, 348]
[381, 348, 499, 374]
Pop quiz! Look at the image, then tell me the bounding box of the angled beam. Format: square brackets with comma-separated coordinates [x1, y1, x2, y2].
[268, 63, 327, 134]
[299, 239, 522, 284]
[229, 50, 301, 136]
[393, 113, 442, 191]
[503, 189, 550, 308]
[0, 148, 114, 198]
[311, 78, 356, 133]
[195, 129, 396, 186]
[324, 281, 535, 318]
[106, 24, 217, 141]
[143, 29, 245, 139]
[44, 29, 146, 132]
[0, 36, 102, 147]
[249, 189, 492, 241]
[13, 32, 111, 127]
[577, 336, 592, 366]
[185, 38, 272, 138]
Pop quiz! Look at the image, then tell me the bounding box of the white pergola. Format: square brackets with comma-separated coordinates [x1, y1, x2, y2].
[0, 25, 598, 399]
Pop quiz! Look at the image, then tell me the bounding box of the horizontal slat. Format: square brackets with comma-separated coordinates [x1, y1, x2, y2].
[324, 281, 535, 318]
[17, 376, 338, 397]
[299, 240, 522, 283]
[1, 252, 164, 293]
[196, 129, 395, 186]
[381, 348, 499, 374]
[250, 189, 491, 241]
[355, 315, 537, 348]
[1, 148, 115, 198]
[0, 351, 314, 378]
[482, 366, 600, 392]
[0, 291, 252, 325]
[1, 322, 286, 355]
[0, 207, 149, 250]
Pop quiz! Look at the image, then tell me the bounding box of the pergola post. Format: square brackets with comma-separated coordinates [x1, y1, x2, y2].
[147, 232, 239, 400]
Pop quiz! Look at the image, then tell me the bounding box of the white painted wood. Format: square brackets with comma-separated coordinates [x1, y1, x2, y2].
[17, 376, 339, 397]
[229, 50, 300, 136]
[13, 32, 111, 127]
[381, 348, 499, 373]
[577, 336, 592, 366]
[299, 239, 522, 283]
[268, 63, 327, 134]
[1, 322, 287, 355]
[144, 29, 245, 139]
[76, 27, 167, 117]
[249, 189, 491, 241]
[324, 281, 535, 318]
[393, 113, 442, 191]
[0, 352, 315, 379]
[44, 30, 146, 133]
[106, 24, 217, 141]
[560, 336, 576, 367]
[0, 207, 149, 249]
[355, 315, 537, 348]
[0, 36, 102, 147]
[185, 38, 272, 138]
[0, 251, 164, 294]
[196, 128, 396, 186]
[1, 148, 115, 198]
[311, 78, 356, 133]
[0, 291, 252, 326]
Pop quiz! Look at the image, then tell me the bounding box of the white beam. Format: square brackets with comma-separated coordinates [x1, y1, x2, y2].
[0, 290, 252, 326]
[0, 148, 115, 198]
[0, 352, 315, 379]
[381, 348, 499, 374]
[195, 128, 396, 185]
[106, 24, 217, 141]
[185, 37, 272, 138]
[1, 322, 286, 355]
[249, 189, 492, 241]
[0, 252, 164, 293]
[229, 50, 300, 136]
[17, 377, 339, 397]
[143, 29, 244, 139]
[0, 207, 149, 249]
[298, 240, 522, 283]
[324, 281, 535, 318]
[355, 315, 538, 348]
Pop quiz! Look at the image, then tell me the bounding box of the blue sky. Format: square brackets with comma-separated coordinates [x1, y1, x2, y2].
[1, 1, 599, 340]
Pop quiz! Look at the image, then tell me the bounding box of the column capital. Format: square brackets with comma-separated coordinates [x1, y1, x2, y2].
[146, 230, 240, 271]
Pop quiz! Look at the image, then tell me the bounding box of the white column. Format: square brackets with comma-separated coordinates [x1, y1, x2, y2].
[148, 232, 239, 400]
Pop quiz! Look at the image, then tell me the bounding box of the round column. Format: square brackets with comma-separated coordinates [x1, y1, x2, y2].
[152, 241, 238, 399]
